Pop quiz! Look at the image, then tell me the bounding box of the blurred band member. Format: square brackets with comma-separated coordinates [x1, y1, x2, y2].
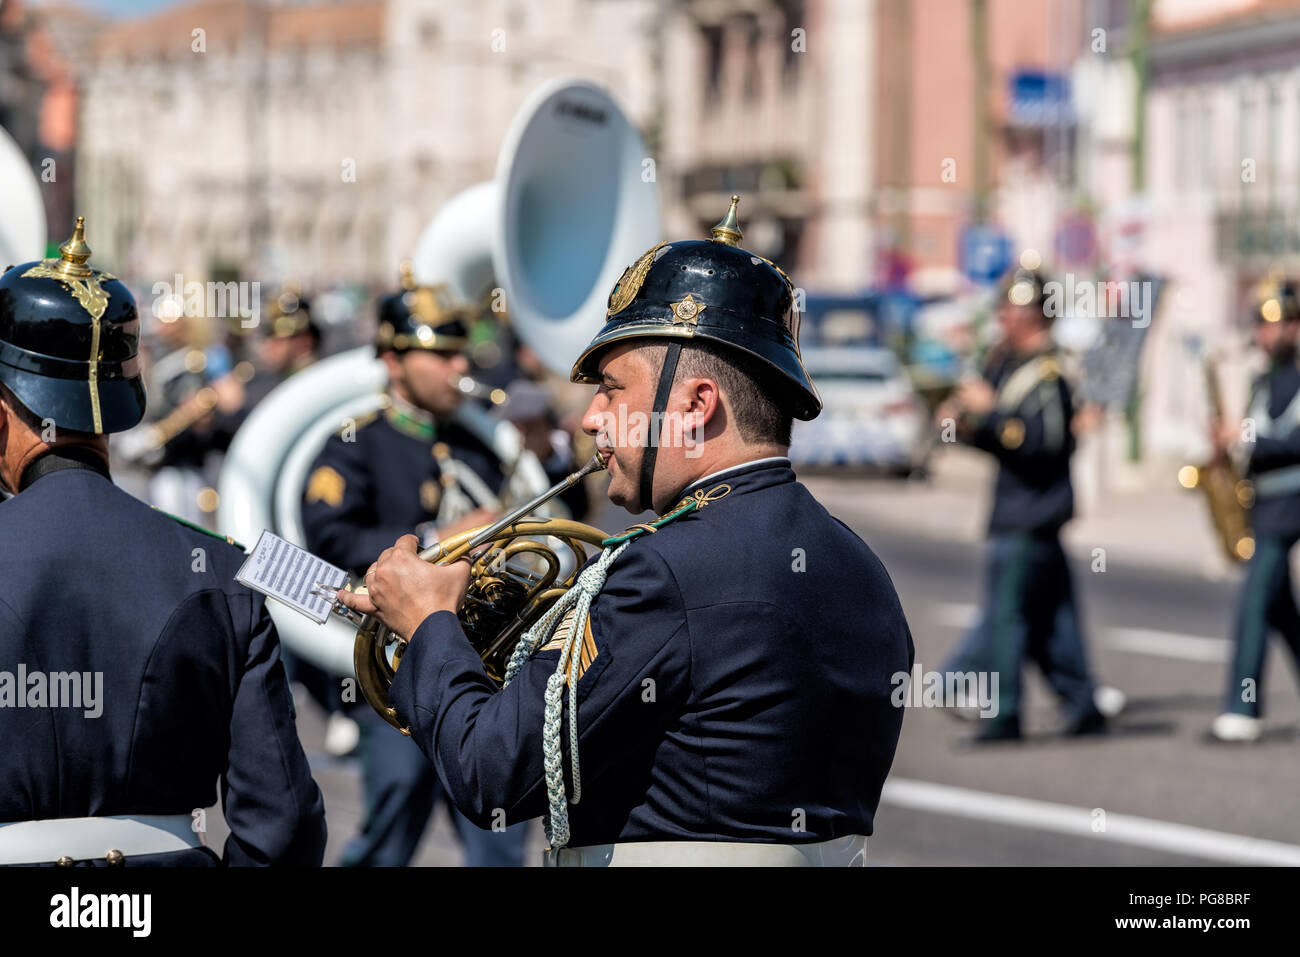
[220, 285, 357, 754]
[117, 305, 246, 523]
[240, 283, 322, 411]
[936, 265, 1113, 743]
[1210, 281, 1300, 743]
[493, 378, 590, 520]
[301, 262, 527, 866]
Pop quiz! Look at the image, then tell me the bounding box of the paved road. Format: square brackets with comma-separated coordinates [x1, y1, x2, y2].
[811, 475, 1300, 867]
[211, 475, 1300, 866]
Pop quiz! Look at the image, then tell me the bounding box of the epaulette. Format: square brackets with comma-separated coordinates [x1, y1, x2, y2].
[337, 408, 381, 437]
[997, 352, 1064, 413]
[152, 507, 245, 550]
[601, 483, 731, 546]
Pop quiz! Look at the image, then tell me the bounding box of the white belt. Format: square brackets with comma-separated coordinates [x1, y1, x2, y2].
[543, 834, 869, 867]
[0, 815, 202, 865]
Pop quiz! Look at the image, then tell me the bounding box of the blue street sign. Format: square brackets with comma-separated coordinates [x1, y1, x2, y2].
[959, 225, 1013, 285]
[1009, 70, 1073, 127]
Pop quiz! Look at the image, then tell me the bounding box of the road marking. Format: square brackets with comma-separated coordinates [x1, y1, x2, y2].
[881, 778, 1300, 866]
[1105, 628, 1229, 662]
[927, 605, 1229, 663]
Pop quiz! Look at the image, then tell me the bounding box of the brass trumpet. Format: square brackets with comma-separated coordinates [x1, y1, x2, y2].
[329, 453, 609, 733]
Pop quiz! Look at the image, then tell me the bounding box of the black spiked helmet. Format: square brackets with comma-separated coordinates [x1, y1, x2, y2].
[571, 195, 821, 421]
[375, 260, 470, 354]
[1251, 276, 1300, 324]
[0, 217, 146, 434]
[265, 281, 319, 339]
[572, 196, 820, 511]
[997, 263, 1051, 315]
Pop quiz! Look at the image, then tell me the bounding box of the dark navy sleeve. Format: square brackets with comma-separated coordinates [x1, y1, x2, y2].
[968, 376, 1072, 475]
[1249, 427, 1300, 472]
[302, 432, 414, 573]
[220, 595, 327, 865]
[387, 543, 690, 828]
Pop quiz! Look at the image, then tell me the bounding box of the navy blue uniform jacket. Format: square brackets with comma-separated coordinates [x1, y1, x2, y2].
[302, 408, 504, 575]
[0, 460, 326, 865]
[389, 459, 914, 845]
[1246, 361, 1300, 538]
[967, 349, 1075, 535]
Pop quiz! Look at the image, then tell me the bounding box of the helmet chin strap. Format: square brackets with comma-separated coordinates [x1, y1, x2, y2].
[639, 341, 682, 514]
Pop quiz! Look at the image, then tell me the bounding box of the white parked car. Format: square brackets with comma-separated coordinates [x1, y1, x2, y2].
[789, 345, 928, 475]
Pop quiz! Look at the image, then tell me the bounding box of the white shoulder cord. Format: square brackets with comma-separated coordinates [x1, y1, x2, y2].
[501, 541, 630, 849]
[442, 456, 502, 511]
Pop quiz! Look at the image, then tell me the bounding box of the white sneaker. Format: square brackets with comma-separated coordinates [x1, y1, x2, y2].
[325, 713, 360, 756]
[1094, 685, 1127, 718]
[1210, 712, 1262, 743]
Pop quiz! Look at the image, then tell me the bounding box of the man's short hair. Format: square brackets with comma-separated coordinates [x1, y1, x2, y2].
[639, 339, 794, 446]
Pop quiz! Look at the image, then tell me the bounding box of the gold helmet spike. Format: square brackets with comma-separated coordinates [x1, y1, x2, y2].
[710, 195, 743, 247]
[55, 216, 94, 280]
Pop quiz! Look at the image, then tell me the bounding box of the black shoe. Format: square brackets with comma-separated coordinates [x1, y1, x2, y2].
[956, 716, 1022, 747]
[1060, 708, 1108, 738]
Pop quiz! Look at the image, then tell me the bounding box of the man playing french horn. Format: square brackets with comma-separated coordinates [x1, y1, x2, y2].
[303, 263, 526, 866]
[339, 198, 914, 866]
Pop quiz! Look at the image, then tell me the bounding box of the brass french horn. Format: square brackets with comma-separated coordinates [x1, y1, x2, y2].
[333, 454, 609, 733]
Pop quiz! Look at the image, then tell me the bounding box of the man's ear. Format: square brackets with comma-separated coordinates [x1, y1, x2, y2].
[680, 376, 720, 431]
[379, 350, 403, 381]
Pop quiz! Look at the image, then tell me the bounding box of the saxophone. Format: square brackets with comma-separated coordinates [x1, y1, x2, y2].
[1182, 355, 1254, 562]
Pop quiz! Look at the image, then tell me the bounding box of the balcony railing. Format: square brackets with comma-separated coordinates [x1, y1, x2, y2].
[1215, 202, 1300, 261]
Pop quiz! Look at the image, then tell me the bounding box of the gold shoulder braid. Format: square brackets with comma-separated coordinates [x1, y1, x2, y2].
[338, 408, 380, 436]
[527, 483, 731, 704]
[601, 482, 731, 546]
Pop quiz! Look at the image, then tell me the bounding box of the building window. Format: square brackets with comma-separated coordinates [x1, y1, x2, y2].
[781, 0, 804, 80]
[1173, 92, 1188, 193]
[1199, 89, 1214, 190]
[744, 16, 760, 102]
[702, 25, 724, 98]
[1237, 79, 1255, 192]
[1267, 77, 1281, 192]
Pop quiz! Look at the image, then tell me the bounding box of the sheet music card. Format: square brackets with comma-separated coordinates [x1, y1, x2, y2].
[236, 530, 348, 624]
